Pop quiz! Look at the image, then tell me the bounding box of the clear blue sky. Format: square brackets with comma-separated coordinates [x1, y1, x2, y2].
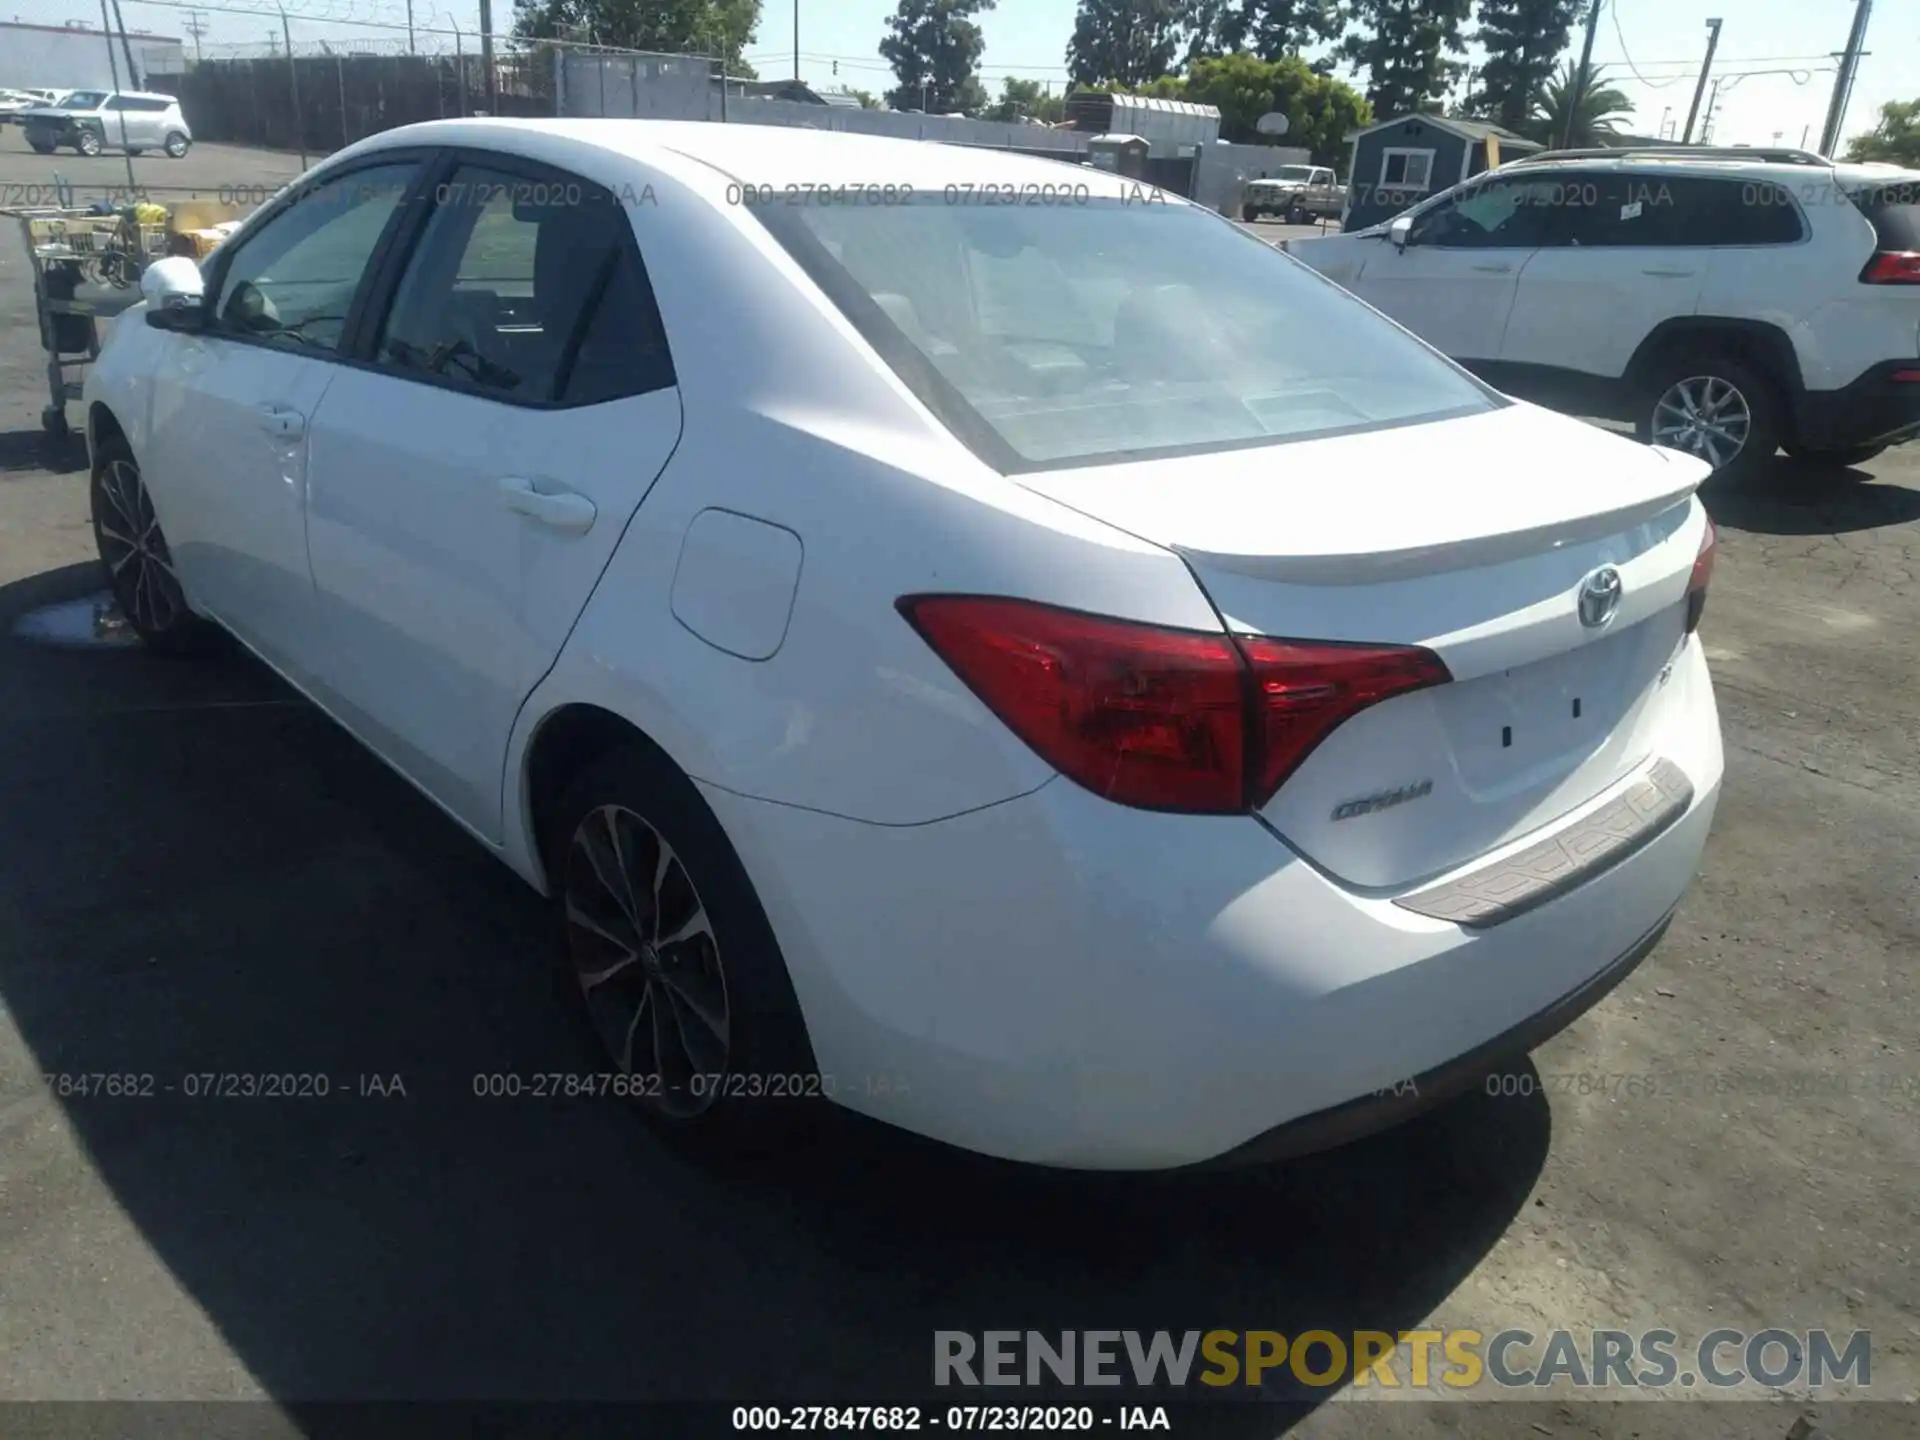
[10, 0, 1914, 150]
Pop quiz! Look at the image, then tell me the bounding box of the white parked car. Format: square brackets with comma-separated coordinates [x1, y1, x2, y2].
[0, 87, 64, 123]
[20, 88, 192, 157]
[84, 119, 1723, 1170]
[1285, 148, 1920, 482]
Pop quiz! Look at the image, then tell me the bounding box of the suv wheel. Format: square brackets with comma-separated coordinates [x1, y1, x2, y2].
[1783, 441, 1886, 469]
[164, 131, 190, 158]
[76, 128, 102, 156]
[1637, 352, 1782, 483]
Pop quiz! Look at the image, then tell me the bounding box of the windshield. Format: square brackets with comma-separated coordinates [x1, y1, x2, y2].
[755, 197, 1495, 471]
[1273, 166, 1316, 182]
[60, 91, 107, 109]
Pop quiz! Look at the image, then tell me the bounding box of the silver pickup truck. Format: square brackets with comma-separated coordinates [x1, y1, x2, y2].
[1241, 165, 1345, 224]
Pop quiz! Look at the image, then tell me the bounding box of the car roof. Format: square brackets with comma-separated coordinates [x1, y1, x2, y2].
[349, 117, 1167, 202]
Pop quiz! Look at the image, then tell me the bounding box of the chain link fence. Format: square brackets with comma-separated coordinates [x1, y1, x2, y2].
[146, 26, 711, 155]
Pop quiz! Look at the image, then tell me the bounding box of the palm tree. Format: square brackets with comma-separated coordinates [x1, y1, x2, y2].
[1526, 61, 1633, 148]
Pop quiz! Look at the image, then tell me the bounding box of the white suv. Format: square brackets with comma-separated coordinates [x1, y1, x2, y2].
[21, 89, 192, 158]
[1284, 148, 1920, 481]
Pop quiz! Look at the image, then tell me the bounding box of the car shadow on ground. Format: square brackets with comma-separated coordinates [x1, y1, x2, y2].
[0, 428, 86, 476]
[0, 560, 1551, 1427]
[1701, 454, 1920, 536]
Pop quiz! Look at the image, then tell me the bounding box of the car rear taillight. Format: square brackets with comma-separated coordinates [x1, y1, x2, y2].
[898, 596, 1449, 814]
[1685, 516, 1716, 634]
[1861, 251, 1920, 284]
[1238, 637, 1451, 803]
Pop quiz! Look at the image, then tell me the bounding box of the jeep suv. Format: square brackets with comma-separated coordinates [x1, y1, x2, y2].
[1282, 148, 1920, 480]
[21, 90, 192, 159]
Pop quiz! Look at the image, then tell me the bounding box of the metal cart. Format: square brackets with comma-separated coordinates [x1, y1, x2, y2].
[7, 202, 168, 441]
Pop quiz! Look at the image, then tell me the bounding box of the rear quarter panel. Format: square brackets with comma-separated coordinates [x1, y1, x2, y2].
[501, 139, 1221, 882]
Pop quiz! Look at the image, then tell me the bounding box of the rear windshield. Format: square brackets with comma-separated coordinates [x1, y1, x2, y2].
[753, 195, 1496, 472]
[1846, 176, 1920, 249]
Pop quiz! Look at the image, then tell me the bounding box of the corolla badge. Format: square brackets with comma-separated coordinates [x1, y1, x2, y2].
[1577, 565, 1624, 629]
[1331, 779, 1433, 822]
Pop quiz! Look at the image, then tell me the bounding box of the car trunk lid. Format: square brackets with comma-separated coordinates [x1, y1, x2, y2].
[1014, 402, 1713, 889]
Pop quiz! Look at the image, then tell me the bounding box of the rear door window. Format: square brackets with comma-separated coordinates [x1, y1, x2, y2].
[1561, 174, 1802, 246]
[372, 162, 673, 405]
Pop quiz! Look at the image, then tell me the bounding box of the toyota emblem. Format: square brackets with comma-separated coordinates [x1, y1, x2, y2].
[1577, 566, 1624, 629]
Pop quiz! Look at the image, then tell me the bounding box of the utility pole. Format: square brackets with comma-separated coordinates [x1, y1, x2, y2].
[1701, 76, 1722, 142]
[108, 0, 138, 87]
[279, 3, 304, 168]
[792, 1, 799, 82]
[406, 0, 414, 55]
[1681, 17, 1722, 143]
[183, 8, 206, 63]
[1558, 0, 1605, 151]
[1817, 0, 1872, 157]
[477, 0, 496, 113]
[97, 0, 138, 192]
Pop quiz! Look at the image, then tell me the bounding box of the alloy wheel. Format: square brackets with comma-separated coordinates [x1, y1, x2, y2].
[94, 458, 188, 634]
[1651, 375, 1751, 470]
[562, 803, 730, 1118]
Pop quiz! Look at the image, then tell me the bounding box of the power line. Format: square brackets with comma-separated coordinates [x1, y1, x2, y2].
[1608, 1, 1691, 89]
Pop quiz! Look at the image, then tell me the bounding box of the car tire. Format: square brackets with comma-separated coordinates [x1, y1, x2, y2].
[76, 128, 102, 156]
[164, 131, 189, 158]
[545, 738, 819, 1153]
[1782, 441, 1886, 469]
[1241, 204, 1258, 222]
[89, 434, 216, 653]
[28, 136, 55, 154]
[1636, 351, 1783, 484]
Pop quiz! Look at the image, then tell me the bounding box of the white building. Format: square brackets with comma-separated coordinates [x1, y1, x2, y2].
[0, 20, 185, 93]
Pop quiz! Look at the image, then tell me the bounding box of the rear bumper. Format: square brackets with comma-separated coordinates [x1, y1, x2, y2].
[1196, 908, 1674, 1169]
[1793, 360, 1920, 451]
[708, 635, 1724, 1171]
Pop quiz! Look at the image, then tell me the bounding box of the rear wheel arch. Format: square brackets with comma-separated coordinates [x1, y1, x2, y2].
[1625, 318, 1804, 400]
[522, 703, 676, 888]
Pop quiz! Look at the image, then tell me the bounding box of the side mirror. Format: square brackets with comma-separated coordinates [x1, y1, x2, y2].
[141, 255, 206, 330]
[1388, 216, 1414, 250]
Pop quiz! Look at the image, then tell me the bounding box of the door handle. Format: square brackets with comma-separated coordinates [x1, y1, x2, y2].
[1471, 263, 1513, 273]
[256, 404, 306, 439]
[499, 476, 597, 534]
[1641, 268, 1695, 278]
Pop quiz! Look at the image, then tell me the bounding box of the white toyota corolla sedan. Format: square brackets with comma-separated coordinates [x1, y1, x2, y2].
[84, 118, 1723, 1169]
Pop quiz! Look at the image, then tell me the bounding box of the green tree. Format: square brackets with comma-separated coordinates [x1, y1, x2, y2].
[880, 0, 996, 114]
[1845, 98, 1920, 167]
[1337, 0, 1472, 117]
[983, 76, 1067, 124]
[1215, 0, 1345, 62]
[1525, 59, 1632, 147]
[1181, 51, 1370, 167]
[1466, 0, 1577, 130]
[1066, 0, 1187, 89]
[512, 0, 760, 72]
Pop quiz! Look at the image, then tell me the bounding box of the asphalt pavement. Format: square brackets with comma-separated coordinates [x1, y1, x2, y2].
[0, 124, 1915, 1437]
